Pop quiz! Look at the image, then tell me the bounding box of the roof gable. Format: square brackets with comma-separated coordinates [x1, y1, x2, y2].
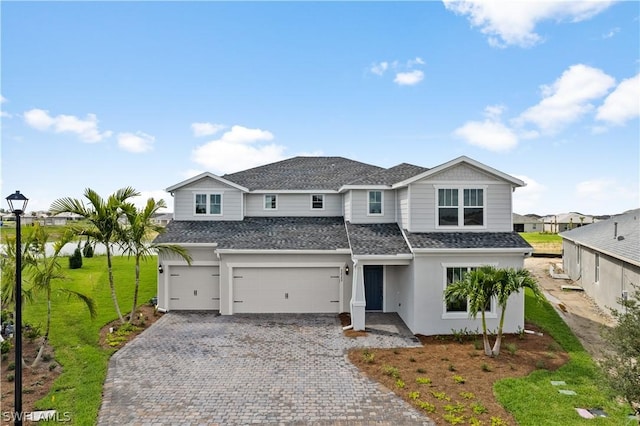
[392, 156, 525, 188]
[344, 163, 429, 186]
[166, 172, 249, 193]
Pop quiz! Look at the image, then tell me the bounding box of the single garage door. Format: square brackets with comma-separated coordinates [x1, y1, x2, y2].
[233, 267, 340, 313]
[169, 265, 220, 310]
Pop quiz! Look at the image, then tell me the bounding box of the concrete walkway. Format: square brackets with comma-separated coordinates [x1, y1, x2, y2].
[98, 313, 434, 425]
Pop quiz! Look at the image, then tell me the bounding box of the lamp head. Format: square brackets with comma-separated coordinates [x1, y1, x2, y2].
[6, 191, 28, 214]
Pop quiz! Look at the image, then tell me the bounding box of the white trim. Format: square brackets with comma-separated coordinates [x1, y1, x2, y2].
[227, 262, 345, 315]
[352, 255, 412, 265]
[434, 185, 487, 230]
[367, 190, 384, 216]
[216, 249, 352, 254]
[176, 243, 219, 247]
[338, 184, 390, 192]
[413, 248, 532, 254]
[310, 194, 325, 210]
[161, 261, 221, 312]
[167, 172, 249, 192]
[263, 194, 278, 210]
[251, 189, 339, 194]
[392, 156, 525, 188]
[441, 262, 498, 320]
[193, 192, 223, 217]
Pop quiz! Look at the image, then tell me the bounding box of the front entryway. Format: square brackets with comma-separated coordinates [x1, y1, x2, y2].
[364, 265, 383, 311]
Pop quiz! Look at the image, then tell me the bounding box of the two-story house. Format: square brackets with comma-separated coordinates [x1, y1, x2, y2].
[154, 155, 532, 335]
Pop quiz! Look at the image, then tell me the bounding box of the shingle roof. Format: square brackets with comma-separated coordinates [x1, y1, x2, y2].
[154, 217, 350, 250]
[221, 157, 384, 191]
[347, 163, 429, 186]
[405, 232, 532, 250]
[346, 222, 411, 255]
[560, 208, 640, 264]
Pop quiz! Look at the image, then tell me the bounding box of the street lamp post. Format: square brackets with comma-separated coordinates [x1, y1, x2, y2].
[6, 190, 28, 426]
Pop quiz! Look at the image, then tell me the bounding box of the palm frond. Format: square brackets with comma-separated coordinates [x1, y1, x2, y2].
[58, 288, 97, 319]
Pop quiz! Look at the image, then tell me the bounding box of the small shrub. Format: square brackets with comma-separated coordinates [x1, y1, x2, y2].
[24, 324, 42, 341]
[491, 417, 508, 426]
[69, 247, 83, 269]
[453, 375, 466, 384]
[547, 342, 562, 352]
[481, 363, 492, 372]
[49, 363, 56, 371]
[469, 351, 480, 358]
[431, 390, 451, 401]
[408, 391, 420, 400]
[448, 363, 457, 372]
[417, 401, 436, 413]
[444, 402, 466, 414]
[362, 350, 375, 364]
[0, 340, 10, 354]
[536, 359, 547, 369]
[505, 343, 517, 355]
[473, 340, 482, 350]
[7, 373, 14, 382]
[545, 351, 557, 359]
[472, 403, 488, 414]
[82, 242, 94, 258]
[382, 365, 400, 379]
[459, 391, 475, 400]
[443, 413, 465, 425]
[469, 417, 482, 426]
[7, 361, 16, 371]
[1, 354, 7, 362]
[416, 377, 432, 385]
[416, 368, 426, 374]
[516, 325, 526, 340]
[42, 353, 53, 362]
[395, 379, 406, 389]
[451, 328, 469, 343]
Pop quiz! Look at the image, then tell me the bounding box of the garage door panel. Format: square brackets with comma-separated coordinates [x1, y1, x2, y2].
[169, 266, 220, 310]
[234, 267, 340, 313]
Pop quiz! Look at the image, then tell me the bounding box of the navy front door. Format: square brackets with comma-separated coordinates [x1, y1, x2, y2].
[364, 265, 383, 311]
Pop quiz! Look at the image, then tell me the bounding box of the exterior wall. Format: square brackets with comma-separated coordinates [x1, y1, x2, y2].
[393, 262, 415, 331]
[348, 189, 395, 224]
[173, 177, 243, 221]
[563, 240, 639, 313]
[244, 193, 343, 217]
[217, 252, 352, 315]
[157, 246, 218, 311]
[397, 187, 409, 230]
[344, 191, 352, 222]
[407, 172, 513, 233]
[409, 252, 526, 335]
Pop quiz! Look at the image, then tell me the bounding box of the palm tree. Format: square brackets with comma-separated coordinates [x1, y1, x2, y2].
[27, 226, 96, 367]
[118, 198, 191, 322]
[444, 266, 498, 356]
[50, 187, 139, 324]
[491, 268, 541, 356]
[1, 227, 38, 311]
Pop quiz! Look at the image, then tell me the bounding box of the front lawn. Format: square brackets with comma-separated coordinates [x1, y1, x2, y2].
[519, 232, 563, 254]
[20, 256, 157, 424]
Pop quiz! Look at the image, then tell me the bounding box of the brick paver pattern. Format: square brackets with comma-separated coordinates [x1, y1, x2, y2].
[98, 313, 435, 425]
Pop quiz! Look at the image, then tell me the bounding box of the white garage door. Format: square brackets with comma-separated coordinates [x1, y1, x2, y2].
[233, 267, 340, 313]
[169, 265, 220, 310]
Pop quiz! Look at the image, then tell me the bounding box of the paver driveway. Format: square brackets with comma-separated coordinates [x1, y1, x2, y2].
[98, 312, 435, 425]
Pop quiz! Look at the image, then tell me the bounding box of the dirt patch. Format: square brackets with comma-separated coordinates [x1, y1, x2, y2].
[1, 304, 162, 424]
[349, 324, 568, 425]
[524, 257, 614, 359]
[338, 312, 368, 337]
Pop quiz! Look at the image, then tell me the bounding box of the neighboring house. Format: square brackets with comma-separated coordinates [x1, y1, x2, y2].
[155, 156, 532, 335]
[151, 213, 173, 227]
[512, 213, 543, 233]
[542, 212, 597, 233]
[560, 209, 640, 314]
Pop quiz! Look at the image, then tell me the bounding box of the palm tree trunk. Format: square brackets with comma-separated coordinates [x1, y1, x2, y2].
[481, 311, 492, 356]
[107, 247, 125, 324]
[492, 306, 507, 356]
[129, 257, 141, 324]
[32, 298, 51, 368]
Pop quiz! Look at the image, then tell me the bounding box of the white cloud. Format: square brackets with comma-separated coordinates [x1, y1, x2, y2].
[191, 122, 226, 137]
[512, 175, 546, 214]
[191, 125, 285, 173]
[602, 27, 620, 39]
[443, 0, 614, 48]
[117, 131, 155, 153]
[407, 57, 425, 67]
[130, 190, 173, 212]
[0, 95, 9, 116]
[595, 73, 640, 125]
[0, 95, 6, 103]
[575, 178, 639, 212]
[370, 61, 389, 76]
[23, 108, 112, 142]
[453, 104, 518, 151]
[394, 70, 425, 86]
[516, 64, 615, 133]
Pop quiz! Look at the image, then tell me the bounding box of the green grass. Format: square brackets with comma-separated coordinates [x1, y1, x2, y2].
[518, 232, 562, 245]
[494, 288, 632, 425]
[1, 222, 93, 243]
[23, 255, 157, 425]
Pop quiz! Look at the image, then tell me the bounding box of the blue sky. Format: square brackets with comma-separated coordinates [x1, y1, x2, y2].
[1, 1, 638, 216]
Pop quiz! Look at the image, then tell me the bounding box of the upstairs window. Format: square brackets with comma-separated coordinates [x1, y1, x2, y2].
[194, 193, 222, 215]
[368, 191, 383, 215]
[311, 194, 324, 210]
[264, 194, 277, 210]
[437, 187, 485, 227]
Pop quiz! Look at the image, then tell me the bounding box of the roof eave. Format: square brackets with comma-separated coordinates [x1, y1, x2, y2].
[166, 172, 249, 193]
[215, 249, 352, 255]
[412, 247, 533, 254]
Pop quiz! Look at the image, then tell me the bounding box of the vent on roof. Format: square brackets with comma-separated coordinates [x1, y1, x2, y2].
[617, 236, 625, 241]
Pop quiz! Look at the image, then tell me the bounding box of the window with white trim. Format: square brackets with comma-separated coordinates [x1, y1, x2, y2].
[311, 194, 324, 210]
[444, 266, 494, 316]
[264, 194, 277, 210]
[437, 187, 485, 227]
[194, 193, 222, 215]
[595, 253, 600, 283]
[368, 191, 383, 215]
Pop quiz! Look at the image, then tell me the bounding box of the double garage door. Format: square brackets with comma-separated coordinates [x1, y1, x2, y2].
[168, 265, 220, 310]
[233, 267, 341, 313]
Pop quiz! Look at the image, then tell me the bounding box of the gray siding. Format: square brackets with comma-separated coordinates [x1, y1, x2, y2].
[344, 191, 352, 222]
[407, 179, 513, 232]
[173, 176, 243, 221]
[245, 193, 343, 217]
[348, 190, 395, 224]
[397, 188, 409, 230]
[429, 163, 496, 181]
